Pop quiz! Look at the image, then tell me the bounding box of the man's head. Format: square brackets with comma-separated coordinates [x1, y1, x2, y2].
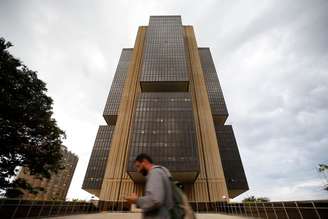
[135, 153, 154, 176]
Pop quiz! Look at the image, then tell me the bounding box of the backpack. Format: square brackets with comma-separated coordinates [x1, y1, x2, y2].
[155, 166, 196, 219]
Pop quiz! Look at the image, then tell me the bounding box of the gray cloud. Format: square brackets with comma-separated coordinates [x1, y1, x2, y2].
[1, 0, 327, 201]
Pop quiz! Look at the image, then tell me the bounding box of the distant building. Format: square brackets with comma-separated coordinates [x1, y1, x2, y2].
[83, 16, 248, 205]
[17, 146, 78, 200]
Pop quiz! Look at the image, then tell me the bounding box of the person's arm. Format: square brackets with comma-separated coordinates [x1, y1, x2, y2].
[136, 169, 165, 212]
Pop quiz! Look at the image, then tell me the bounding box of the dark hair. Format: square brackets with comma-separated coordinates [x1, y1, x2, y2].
[135, 153, 153, 163]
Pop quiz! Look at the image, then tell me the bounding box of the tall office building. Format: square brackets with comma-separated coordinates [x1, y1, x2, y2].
[83, 16, 248, 205]
[17, 146, 78, 200]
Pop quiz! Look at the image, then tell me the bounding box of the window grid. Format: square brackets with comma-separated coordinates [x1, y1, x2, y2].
[82, 125, 115, 190]
[103, 49, 132, 124]
[140, 16, 189, 83]
[127, 92, 199, 173]
[198, 48, 228, 118]
[215, 125, 248, 190]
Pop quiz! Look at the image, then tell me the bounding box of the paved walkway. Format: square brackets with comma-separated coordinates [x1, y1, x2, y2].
[49, 212, 254, 219]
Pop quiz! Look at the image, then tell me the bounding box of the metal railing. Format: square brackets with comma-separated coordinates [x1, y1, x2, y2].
[0, 199, 99, 219]
[1, 198, 327, 218]
[188, 200, 328, 219]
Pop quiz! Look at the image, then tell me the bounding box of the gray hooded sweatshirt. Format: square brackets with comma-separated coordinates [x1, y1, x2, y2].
[136, 165, 174, 219]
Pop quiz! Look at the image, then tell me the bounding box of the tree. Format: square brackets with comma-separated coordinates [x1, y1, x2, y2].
[242, 195, 270, 203]
[318, 163, 328, 191]
[0, 37, 65, 197]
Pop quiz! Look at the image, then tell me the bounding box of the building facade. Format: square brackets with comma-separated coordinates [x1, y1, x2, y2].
[83, 16, 248, 204]
[18, 146, 78, 200]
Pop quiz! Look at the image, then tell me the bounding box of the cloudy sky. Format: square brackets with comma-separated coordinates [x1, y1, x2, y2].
[1, 0, 327, 202]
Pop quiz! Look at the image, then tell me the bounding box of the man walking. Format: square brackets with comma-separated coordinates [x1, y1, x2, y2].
[125, 153, 173, 219]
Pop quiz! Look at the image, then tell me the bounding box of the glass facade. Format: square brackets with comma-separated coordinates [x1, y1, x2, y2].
[127, 92, 199, 182]
[103, 49, 132, 125]
[215, 125, 249, 198]
[82, 125, 115, 193]
[199, 48, 228, 124]
[140, 16, 189, 91]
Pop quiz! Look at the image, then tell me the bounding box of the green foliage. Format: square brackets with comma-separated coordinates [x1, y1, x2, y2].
[5, 178, 45, 198]
[0, 37, 65, 197]
[318, 163, 328, 191]
[318, 164, 328, 172]
[242, 195, 270, 203]
[71, 198, 87, 202]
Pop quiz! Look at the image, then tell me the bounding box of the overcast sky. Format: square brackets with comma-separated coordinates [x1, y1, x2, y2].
[1, 0, 327, 202]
